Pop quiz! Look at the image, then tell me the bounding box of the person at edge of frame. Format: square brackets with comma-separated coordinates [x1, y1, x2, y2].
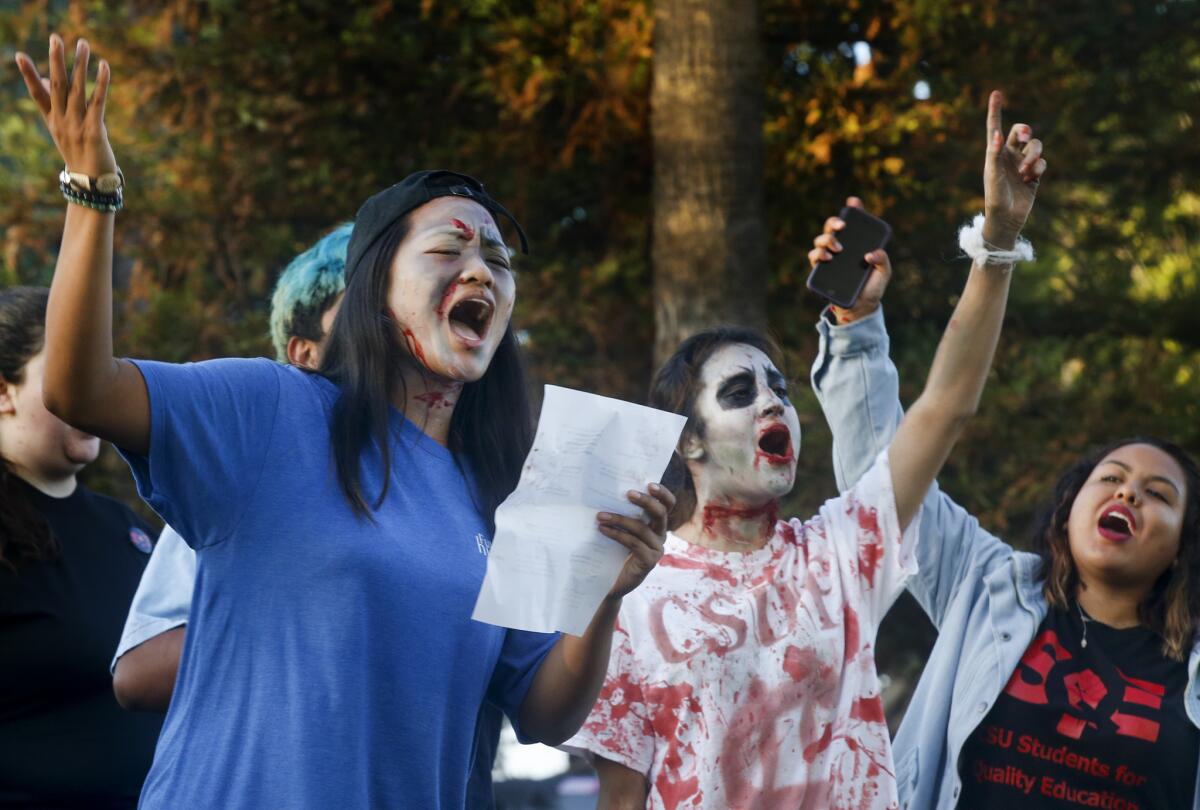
[809, 182, 1200, 808]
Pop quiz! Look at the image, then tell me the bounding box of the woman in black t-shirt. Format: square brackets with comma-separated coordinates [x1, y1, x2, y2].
[0, 286, 162, 808]
[954, 437, 1200, 810]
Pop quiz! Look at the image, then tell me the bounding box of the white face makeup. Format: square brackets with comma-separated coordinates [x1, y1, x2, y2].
[385, 197, 516, 383]
[688, 343, 801, 504]
[1066, 443, 1187, 592]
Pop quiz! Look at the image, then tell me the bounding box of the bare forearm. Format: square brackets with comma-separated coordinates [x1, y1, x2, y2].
[919, 255, 1012, 420]
[112, 626, 185, 712]
[519, 596, 622, 745]
[44, 205, 117, 421]
[889, 254, 1011, 526]
[595, 756, 650, 809]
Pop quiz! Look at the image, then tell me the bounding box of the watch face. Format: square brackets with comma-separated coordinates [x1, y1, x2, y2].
[96, 174, 122, 194]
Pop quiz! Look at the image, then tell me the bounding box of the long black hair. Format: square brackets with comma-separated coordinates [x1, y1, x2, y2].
[318, 215, 534, 530]
[0, 286, 56, 569]
[648, 325, 783, 529]
[1031, 436, 1200, 660]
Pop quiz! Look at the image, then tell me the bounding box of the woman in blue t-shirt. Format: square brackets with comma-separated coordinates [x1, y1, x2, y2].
[15, 36, 673, 809]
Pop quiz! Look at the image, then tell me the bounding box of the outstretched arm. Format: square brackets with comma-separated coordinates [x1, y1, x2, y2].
[16, 36, 150, 453]
[886, 91, 1045, 530]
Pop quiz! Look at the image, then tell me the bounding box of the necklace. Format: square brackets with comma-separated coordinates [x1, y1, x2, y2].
[1076, 600, 1092, 648]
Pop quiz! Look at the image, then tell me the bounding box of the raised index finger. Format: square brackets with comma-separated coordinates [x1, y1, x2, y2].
[986, 90, 1004, 143]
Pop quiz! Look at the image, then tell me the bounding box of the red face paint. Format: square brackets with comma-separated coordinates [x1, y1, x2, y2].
[753, 423, 794, 469]
[450, 218, 476, 242]
[400, 327, 429, 368]
[436, 280, 461, 319]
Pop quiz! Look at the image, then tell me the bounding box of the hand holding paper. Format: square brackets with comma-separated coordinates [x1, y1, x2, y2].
[471, 385, 687, 635]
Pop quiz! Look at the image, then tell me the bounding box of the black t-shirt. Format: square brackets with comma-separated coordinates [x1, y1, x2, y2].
[0, 480, 164, 809]
[959, 604, 1199, 810]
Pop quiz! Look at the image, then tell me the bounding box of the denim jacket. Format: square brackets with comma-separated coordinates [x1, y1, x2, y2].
[809, 306, 1200, 810]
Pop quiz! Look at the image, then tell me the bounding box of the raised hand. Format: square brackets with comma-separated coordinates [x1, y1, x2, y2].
[15, 35, 117, 176]
[598, 484, 675, 599]
[808, 196, 893, 323]
[982, 90, 1046, 248]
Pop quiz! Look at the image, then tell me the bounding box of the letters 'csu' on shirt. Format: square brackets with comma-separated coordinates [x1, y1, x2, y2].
[118, 357, 559, 810]
[564, 450, 919, 810]
[959, 605, 1199, 810]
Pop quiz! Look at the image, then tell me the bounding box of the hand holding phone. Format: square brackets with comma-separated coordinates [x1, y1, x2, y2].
[805, 204, 892, 308]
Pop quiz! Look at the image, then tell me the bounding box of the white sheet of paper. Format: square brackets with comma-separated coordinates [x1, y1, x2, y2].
[472, 385, 687, 635]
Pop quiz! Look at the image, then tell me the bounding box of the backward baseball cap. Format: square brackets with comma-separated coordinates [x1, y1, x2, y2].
[344, 169, 529, 282]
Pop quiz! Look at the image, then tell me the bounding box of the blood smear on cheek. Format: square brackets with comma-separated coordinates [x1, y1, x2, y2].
[436, 280, 461, 318]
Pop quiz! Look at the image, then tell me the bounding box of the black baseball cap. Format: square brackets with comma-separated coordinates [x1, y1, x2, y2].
[344, 169, 529, 281]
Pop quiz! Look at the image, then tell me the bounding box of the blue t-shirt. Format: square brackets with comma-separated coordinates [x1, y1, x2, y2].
[120, 358, 558, 809]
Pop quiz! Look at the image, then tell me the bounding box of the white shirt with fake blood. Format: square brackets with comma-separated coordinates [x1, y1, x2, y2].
[565, 449, 919, 810]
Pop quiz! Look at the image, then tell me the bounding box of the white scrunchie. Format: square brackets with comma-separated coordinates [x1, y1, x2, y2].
[957, 214, 1034, 270]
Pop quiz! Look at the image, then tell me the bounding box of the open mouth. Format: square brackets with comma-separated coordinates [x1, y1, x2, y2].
[1097, 504, 1136, 542]
[756, 423, 793, 464]
[447, 297, 494, 344]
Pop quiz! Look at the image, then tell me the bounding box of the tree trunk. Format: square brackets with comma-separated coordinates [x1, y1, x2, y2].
[651, 0, 767, 367]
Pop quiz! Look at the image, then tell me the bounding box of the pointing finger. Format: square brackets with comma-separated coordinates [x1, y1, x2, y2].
[986, 90, 1004, 145]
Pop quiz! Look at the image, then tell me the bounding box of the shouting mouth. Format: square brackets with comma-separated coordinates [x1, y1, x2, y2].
[445, 296, 494, 346]
[756, 423, 793, 466]
[1097, 503, 1137, 542]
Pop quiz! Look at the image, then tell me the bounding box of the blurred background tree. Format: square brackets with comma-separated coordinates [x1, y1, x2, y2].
[2, 0, 1198, 727]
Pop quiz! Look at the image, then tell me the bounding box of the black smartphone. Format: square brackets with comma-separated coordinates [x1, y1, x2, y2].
[805, 206, 892, 308]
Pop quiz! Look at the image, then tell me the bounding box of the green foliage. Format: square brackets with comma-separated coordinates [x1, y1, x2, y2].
[2, 0, 1198, 558]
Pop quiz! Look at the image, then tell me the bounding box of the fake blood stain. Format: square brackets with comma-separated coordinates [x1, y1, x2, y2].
[400, 328, 429, 367]
[701, 501, 779, 537]
[414, 390, 454, 409]
[436, 280, 461, 318]
[450, 218, 476, 242]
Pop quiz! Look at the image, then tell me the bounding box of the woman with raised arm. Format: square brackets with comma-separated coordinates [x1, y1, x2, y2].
[564, 91, 1045, 809]
[15, 36, 673, 809]
[810, 166, 1200, 810]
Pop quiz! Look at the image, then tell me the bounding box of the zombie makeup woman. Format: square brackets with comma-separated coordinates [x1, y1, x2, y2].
[0, 287, 163, 808]
[812, 234, 1200, 806]
[566, 91, 1047, 808]
[16, 37, 672, 809]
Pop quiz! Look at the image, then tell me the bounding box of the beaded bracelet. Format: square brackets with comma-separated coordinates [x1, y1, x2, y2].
[60, 181, 123, 213]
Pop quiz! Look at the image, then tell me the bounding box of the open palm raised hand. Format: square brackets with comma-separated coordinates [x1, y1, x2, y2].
[15, 35, 117, 177]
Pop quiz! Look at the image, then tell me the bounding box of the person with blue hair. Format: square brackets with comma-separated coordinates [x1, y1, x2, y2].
[267, 222, 352, 368]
